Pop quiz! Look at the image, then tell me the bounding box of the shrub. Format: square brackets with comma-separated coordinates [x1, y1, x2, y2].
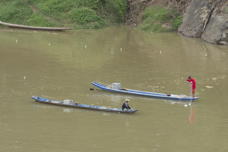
[223, 6, 228, 14]
[36, 0, 77, 18]
[26, 14, 57, 26]
[69, 7, 105, 29]
[140, 6, 182, 32]
[171, 15, 182, 30]
[0, 1, 32, 24]
[76, 0, 103, 10]
[103, 0, 128, 23]
[0, 0, 128, 29]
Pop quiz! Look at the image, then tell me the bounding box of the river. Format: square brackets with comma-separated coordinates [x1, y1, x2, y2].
[0, 27, 228, 152]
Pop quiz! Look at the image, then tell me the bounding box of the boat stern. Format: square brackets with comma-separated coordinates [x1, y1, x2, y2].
[32, 96, 49, 102]
[32, 96, 39, 100]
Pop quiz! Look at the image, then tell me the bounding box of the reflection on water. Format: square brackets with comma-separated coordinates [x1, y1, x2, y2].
[0, 27, 228, 152]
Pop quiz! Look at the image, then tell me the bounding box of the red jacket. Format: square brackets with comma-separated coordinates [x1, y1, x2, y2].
[187, 78, 196, 89]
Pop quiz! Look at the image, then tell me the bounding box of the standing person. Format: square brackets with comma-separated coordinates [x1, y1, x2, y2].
[187, 76, 196, 97]
[122, 99, 131, 110]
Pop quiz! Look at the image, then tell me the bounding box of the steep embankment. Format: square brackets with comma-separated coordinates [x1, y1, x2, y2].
[126, 0, 190, 25]
[126, 0, 190, 32]
[0, 0, 127, 29]
[0, 0, 227, 45]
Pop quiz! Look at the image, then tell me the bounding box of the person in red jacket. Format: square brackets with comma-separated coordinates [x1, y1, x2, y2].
[187, 76, 196, 97]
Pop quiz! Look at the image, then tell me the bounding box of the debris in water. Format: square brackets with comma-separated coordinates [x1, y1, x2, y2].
[205, 85, 213, 89]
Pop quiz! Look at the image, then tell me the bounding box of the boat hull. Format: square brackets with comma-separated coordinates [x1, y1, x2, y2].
[0, 21, 71, 31]
[91, 82, 199, 101]
[32, 96, 137, 114]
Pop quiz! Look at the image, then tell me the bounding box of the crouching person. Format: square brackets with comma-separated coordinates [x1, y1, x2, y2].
[122, 99, 131, 110]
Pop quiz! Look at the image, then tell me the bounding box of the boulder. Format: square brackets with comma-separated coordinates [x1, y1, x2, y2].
[178, 0, 219, 37]
[202, 1, 228, 44]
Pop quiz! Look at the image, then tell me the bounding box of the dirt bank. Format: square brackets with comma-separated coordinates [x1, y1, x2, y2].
[125, 0, 191, 25]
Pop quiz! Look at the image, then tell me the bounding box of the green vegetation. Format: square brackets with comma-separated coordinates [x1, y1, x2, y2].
[69, 7, 105, 29]
[0, 0, 183, 32]
[0, 1, 33, 25]
[139, 6, 182, 32]
[223, 6, 228, 14]
[0, 0, 128, 29]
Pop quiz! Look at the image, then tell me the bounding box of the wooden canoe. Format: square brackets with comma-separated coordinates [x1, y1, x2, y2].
[91, 82, 199, 101]
[0, 21, 72, 31]
[32, 96, 138, 114]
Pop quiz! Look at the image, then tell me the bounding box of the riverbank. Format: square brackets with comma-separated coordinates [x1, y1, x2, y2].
[0, 0, 228, 45]
[0, 0, 127, 29]
[0, 0, 184, 31]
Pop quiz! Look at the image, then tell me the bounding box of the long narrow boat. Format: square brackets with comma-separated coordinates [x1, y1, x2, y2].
[32, 96, 137, 114]
[0, 21, 72, 31]
[91, 82, 199, 101]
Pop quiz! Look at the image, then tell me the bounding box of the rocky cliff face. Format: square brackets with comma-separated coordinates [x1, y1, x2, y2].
[202, 0, 228, 44]
[179, 0, 228, 45]
[126, 0, 228, 45]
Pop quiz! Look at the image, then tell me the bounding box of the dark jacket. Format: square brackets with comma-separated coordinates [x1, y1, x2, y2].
[122, 102, 131, 110]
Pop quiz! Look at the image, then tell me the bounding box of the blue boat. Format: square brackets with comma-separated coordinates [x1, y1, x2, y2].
[91, 82, 199, 101]
[32, 96, 137, 114]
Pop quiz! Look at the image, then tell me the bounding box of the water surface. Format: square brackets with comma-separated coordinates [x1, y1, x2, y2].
[0, 27, 228, 152]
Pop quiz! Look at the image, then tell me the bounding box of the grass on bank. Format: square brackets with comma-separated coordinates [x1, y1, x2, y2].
[0, 0, 183, 31]
[0, 0, 128, 29]
[140, 6, 182, 32]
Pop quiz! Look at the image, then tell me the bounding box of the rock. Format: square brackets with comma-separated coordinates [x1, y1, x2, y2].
[126, 0, 228, 45]
[178, 0, 219, 38]
[202, 1, 228, 44]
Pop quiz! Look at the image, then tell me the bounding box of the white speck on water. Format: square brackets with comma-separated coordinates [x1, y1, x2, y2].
[205, 85, 213, 89]
[16, 39, 18, 43]
[48, 43, 51, 46]
[120, 48, 123, 52]
[23, 76, 26, 80]
[212, 77, 217, 81]
[84, 45, 87, 49]
[159, 50, 162, 54]
[205, 53, 208, 56]
[63, 108, 73, 113]
[184, 104, 188, 107]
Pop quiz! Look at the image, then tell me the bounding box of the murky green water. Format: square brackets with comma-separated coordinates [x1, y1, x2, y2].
[0, 27, 228, 152]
